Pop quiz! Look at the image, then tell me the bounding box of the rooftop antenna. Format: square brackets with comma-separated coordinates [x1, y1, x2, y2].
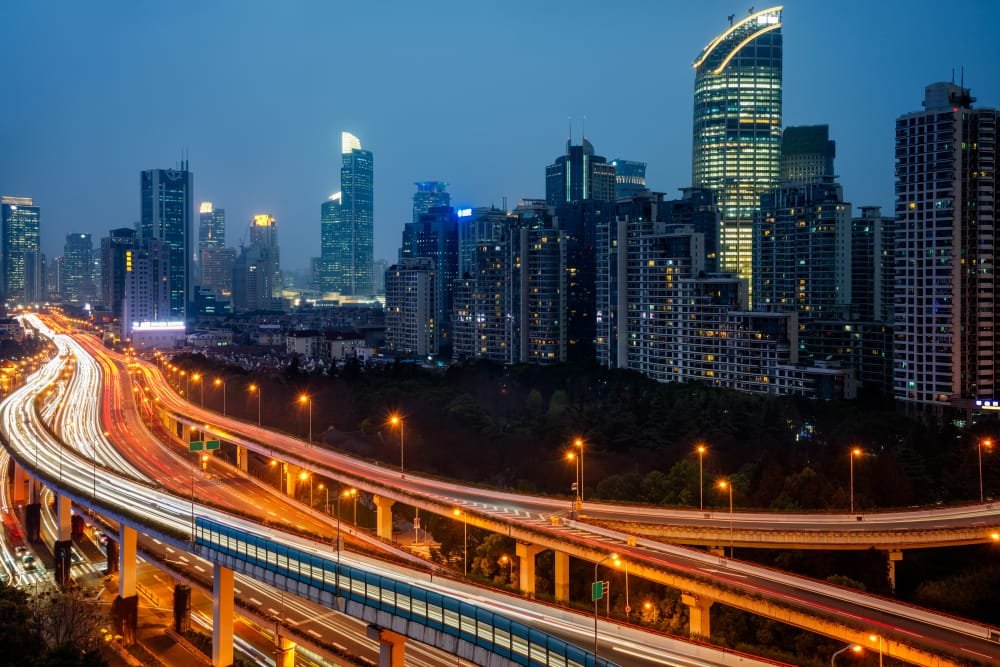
[951, 68, 955, 84]
[728, 13, 735, 25]
[568, 116, 572, 143]
[960, 66, 965, 90]
[582, 115, 587, 141]
[749, 6, 755, 15]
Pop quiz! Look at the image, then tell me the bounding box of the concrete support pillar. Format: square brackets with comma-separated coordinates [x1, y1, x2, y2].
[887, 549, 903, 594]
[367, 626, 406, 667]
[118, 524, 137, 599]
[372, 496, 395, 540]
[284, 464, 297, 497]
[212, 563, 234, 667]
[515, 542, 544, 597]
[275, 634, 296, 667]
[12, 463, 28, 504]
[681, 593, 713, 639]
[235, 446, 249, 473]
[553, 551, 570, 602]
[56, 494, 72, 541]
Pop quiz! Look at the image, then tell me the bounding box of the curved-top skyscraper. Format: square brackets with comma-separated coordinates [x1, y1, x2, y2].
[692, 6, 783, 285]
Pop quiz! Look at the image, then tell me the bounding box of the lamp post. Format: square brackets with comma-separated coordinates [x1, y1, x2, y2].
[830, 644, 862, 666]
[182, 370, 188, 397]
[979, 438, 993, 503]
[299, 393, 312, 442]
[566, 450, 581, 506]
[593, 552, 618, 664]
[696, 444, 707, 511]
[717, 479, 734, 558]
[300, 471, 312, 506]
[248, 383, 262, 426]
[269, 459, 281, 493]
[193, 372, 203, 406]
[344, 488, 358, 525]
[850, 447, 862, 513]
[499, 555, 513, 583]
[573, 437, 585, 502]
[319, 483, 330, 514]
[452, 509, 468, 575]
[868, 634, 884, 667]
[389, 413, 404, 473]
[214, 377, 226, 416]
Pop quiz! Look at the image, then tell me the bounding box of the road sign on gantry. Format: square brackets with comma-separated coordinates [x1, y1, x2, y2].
[188, 441, 204, 451]
[206, 440, 220, 450]
[591, 580, 607, 601]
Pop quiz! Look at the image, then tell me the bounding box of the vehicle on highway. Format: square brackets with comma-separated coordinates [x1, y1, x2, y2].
[21, 554, 36, 571]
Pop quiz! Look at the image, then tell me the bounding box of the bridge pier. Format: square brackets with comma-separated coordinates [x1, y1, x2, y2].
[12, 462, 29, 504]
[515, 542, 544, 597]
[212, 563, 234, 667]
[886, 549, 903, 594]
[373, 495, 395, 540]
[235, 445, 249, 473]
[367, 625, 406, 667]
[112, 524, 138, 645]
[275, 634, 296, 667]
[54, 494, 73, 586]
[554, 551, 570, 602]
[285, 464, 298, 498]
[681, 592, 713, 639]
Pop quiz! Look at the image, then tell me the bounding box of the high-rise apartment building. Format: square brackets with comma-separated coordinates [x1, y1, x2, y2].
[412, 182, 450, 222]
[140, 165, 192, 318]
[851, 206, 895, 323]
[400, 206, 459, 349]
[692, 7, 783, 285]
[457, 206, 510, 279]
[385, 257, 438, 356]
[101, 228, 138, 319]
[781, 125, 836, 184]
[610, 159, 648, 200]
[320, 132, 373, 295]
[122, 240, 172, 338]
[894, 82, 998, 408]
[200, 248, 236, 298]
[1, 196, 41, 306]
[62, 233, 94, 304]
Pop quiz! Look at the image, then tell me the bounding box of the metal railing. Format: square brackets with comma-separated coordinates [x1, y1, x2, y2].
[194, 518, 615, 667]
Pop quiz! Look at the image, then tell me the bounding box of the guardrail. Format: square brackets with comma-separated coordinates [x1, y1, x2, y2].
[194, 517, 616, 667]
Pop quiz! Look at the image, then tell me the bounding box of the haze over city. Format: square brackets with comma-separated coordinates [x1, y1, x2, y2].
[3, 0, 998, 268]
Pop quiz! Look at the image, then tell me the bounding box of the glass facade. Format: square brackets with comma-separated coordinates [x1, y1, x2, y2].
[198, 202, 226, 251]
[140, 166, 192, 319]
[320, 132, 373, 295]
[412, 181, 450, 222]
[692, 7, 783, 287]
[62, 233, 94, 304]
[1, 196, 41, 306]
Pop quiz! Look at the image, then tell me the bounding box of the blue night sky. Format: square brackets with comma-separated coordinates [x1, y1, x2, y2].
[2, 1, 998, 271]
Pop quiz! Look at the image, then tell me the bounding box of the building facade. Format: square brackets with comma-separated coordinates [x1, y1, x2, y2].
[62, 233, 94, 304]
[780, 125, 836, 184]
[400, 206, 459, 349]
[1, 196, 41, 306]
[385, 257, 437, 356]
[610, 159, 647, 200]
[198, 201, 226, 251]
[320, 132, 373, 295]
[893, 83, 998, 408]
[122, 240, 172, 339]
[692, 7, 783, 286]
[140, 165, 192, 318]
[412, 182, 450, 222]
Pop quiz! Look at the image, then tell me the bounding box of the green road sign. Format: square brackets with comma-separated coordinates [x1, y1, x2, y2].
[206, 440, 221, 451]
[591, 580, 607, 601]
[189, 441, 204, 451]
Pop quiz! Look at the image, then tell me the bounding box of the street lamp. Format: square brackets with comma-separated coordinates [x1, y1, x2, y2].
[593, 552, 618, 663]
[717, 479, 734, 558]
[318, 483, 330, 514]
[573, 437, 585, 502]
[214, 377, 226, 416]
[850, 447, 862, 513]
[344, 487, 358, 525]
[389, 413, 404, 473]
[830, 644, 862, 666]
[181, 370, 188, 397]
[300, 471, 312, 506]
[868, 634, 884, 667]
[192, 372, 203, 406]
[299, 393, 312, 442]
[269, 459, 282, 493]
[978, 437, 993, 503]
[696, 444, 707, 511]
[248, 383, 262, 426]
[499, 554, 513, 583]
[614, 556, 630, 616]
[452, 508, 468, 575]
[566, 450, 581, 506]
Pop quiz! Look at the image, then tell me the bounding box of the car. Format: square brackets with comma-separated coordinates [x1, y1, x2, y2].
[14, 546, 27, 557]
[21, 554, 36, 571]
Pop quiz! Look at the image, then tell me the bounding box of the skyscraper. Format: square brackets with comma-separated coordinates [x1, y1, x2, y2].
[249, 214, 281, 297]
[320, 132, 373, 295]
[894, 82, 998, 408]
[62, 233, 94, 304]
[1, 196, 41, 306]
[198, 202, 226, 251]
[385, 257, 438, 357]
[412, 182, 450, 222]
[781, 125, 836, 184]
[692, 7, 783, 285]
[545, 138, 616, 359]
[610, 159, 648, 200]
[400, 206, 459, 349]
[140, 165, 192, 318]
[122, 240, 172, 338]
[101, 228, 138, 319]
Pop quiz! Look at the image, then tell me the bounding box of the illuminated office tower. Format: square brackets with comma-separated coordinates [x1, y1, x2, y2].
[610, 159, 647, 200]
[249, 214, 281, 296]
[1, 196, 41, 306]
[401, 206, 458, 348]
[198, 202, 226, 251]
[140, 164, 192, 318]
[101, 228, 138, 318]
[894, 82, 998, 408]
[62, 233, 94, 304]
[692, 7, 783, 286]
[320, 132, 373, 295]
[412, 182, 450, 222]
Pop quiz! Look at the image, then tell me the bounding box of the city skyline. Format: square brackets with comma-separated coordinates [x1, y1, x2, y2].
[2, 1, 999, 271]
